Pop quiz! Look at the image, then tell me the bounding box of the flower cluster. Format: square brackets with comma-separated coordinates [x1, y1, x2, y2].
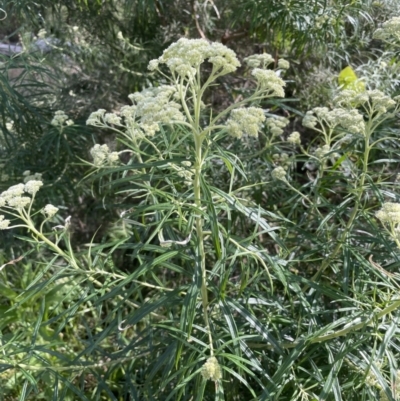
[314, 144, 331, 159]
[87, 86, 185, 138]
[43, 204, 59, 218]
[148, 38, 241, 77]
[201, 357, 222, 381]
[251, 68, 286, 97]
[271, 166, 288, 182]
[23, 170, 42, 183]
[129, 86, 185, 125]
[334, 89, 397, 114]
[376, 202, 400, 225]
[90, 144, 119, 166]
[51, 110, 74, 127]
[374, 17, 400, 43]
[266, 115, 289, 136]
[168, 161, 194, 186]
[244, 53, 274, 68]
[226, 107, 266, 139]
[287, 131, 301, 145]
[303, 107, 365, 135]
[0, 180, 46, 229]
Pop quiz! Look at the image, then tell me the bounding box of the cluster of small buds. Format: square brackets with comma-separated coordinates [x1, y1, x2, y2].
[277, 59, 290, 70]
[251, 68, 286, 97]
[201, 357, 222, 381]
[271, 166, 288, 182]
[86, 109, 107, 126]
[287, 131, 301, 145]
[376, 202, 400, 225]
[51, 110, 74, 127]
[0, 180, 45, 229]
[22, 171, 42, 183]
[368, 90, 397, 114]
[333, 89, 369, 108]
[315, 14, 331, 29]
[0, 215, 10, 229]
[374, 17, 400, 43]
[168, 161, 194, 186]
[244, 53, 274, 68]
[303, 107, 365, 135]
[266, 115, 289, 136]
[129, 86, 185, 125]
[314, 144, 331, 159]
[272, 153, 291, 169]
[43, 204, 59, 218]
[226, 107, 266, 138]
[148, 38, 240, 77]
[90, 144, 119, 167]
[37, 29, 47, 40]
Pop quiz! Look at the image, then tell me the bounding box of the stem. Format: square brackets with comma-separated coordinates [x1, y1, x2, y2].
[304, 119, 373, 290]
[193, 132, 214, 355]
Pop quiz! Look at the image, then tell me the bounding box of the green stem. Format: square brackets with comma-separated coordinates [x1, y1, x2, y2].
[304, 120, 373, 290]
[193, 132, 214, 355]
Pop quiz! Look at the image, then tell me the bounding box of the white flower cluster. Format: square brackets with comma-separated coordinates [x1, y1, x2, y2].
[226, 107, 266, 139]
[277, 59, 290, 70]
[303, 107, 365, 135]
[129, 86, 185, 125]
[0, 215, 10, 229]
[87, 86, 185, 138]
[287, 131, 301, 145]
[23, 170, 42, 183]
[374, 17, 400, 42]
[51, 110, 74, 127]
[314, 144, 330, 159]
[251, 69, 286, 97]
[376, 202, 400, 225]
[244, 53, 274, 68]
[334, 89, 396, 114]
[43, 204, 59, 218]
[168, 161, 193, 186]
[266, 115, 289, 136]
[90, 144, 119, 166]
[201, 357, 222, 381]
[148, 38, 240, 77]
[0, 180, 45, 229]
[271, 166, 288, 182]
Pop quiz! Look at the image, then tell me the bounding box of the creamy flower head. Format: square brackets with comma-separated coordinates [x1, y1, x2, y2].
[226, 107, 266, 139]
[51, 110, 73, 127]
[149, 38, 240, 77]
[374, 17, 400, 42]
[0, 215, 10, 230]
[271, 166, 288, 182]
[7, 196, 31, 209]
[278, 58, 290, 70]
[244, 53, 274, 68]
[303, 107, 365, 135]
[43, 204, 59, 218]
[23, 171, 43, 183]
[251, 69, 285, 97]
[201, 357, 222, 381]
[90, 144, 118, 166]
[376, 202, 400, 225]
[266, 115, 289, 136]
[288, 131, 301, 145]
[24, 180, 43, 195]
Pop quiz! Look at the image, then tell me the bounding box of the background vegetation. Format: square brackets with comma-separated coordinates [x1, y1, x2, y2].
[1, 1, 400, 400]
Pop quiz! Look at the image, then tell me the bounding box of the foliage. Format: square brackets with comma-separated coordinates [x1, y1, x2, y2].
[3, 2, 400, 401]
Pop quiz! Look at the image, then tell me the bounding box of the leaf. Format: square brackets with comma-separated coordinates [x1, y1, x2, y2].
[338, 66, 365, 92]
